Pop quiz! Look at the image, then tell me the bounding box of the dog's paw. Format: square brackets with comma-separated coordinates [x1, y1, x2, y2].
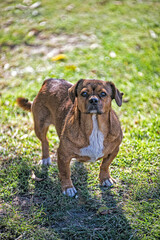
[39, 157, 52, 166]
[102, 178, 116, 187]
[63, 187, 77, 197]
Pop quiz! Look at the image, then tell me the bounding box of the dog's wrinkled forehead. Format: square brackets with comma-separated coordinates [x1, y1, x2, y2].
[77, 79, 112, 95]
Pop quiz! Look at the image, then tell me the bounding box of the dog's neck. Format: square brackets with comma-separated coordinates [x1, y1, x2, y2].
[80, 113, 105, 162]
[64, 104, 113, 149]
[74, 106, 111, 137]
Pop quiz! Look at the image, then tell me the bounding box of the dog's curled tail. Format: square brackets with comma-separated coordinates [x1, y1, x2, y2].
[16, 97, 32, 112]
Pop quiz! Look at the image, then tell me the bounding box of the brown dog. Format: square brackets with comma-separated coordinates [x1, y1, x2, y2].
[17, 78, 123, 197]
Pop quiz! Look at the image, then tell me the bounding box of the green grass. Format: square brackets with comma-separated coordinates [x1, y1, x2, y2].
[0, 0, 160, 239]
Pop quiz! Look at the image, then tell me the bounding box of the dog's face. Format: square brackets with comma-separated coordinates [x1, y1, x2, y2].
[69, 79, 123, 114]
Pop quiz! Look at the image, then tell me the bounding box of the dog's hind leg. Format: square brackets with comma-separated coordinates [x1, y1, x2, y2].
[33, 107, 51, 166]
[34, 124, 51, 165]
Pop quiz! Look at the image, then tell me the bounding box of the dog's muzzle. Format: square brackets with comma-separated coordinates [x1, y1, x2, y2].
[89, 96, 99, 105]
[87, 96, 102, 114]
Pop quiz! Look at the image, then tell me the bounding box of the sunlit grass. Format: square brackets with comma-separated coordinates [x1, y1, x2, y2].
[0, 0, 160, 239]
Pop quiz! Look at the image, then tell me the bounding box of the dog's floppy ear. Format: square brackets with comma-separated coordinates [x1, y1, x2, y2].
[68, 79, 84, 103]
[108, 82, 123, 107]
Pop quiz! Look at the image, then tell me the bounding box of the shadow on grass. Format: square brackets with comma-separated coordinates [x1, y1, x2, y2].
[31, 161, 136, 240]
[1, 158, 136, 239]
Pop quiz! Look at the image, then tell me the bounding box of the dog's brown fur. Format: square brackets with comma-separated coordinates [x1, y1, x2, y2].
[17, 78, 123, 197]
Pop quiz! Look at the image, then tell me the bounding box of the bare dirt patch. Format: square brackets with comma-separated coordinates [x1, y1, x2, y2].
[24, 33, 100, 58]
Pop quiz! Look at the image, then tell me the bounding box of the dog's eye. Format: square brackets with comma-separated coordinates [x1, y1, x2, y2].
[100, 92, 107, 97]
[81, 92, 88, 97]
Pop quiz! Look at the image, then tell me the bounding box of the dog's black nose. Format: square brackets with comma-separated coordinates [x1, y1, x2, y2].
[89, 97, 98, 105]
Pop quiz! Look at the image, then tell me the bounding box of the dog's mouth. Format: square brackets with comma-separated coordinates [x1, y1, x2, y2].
[86, 105, 103, 114]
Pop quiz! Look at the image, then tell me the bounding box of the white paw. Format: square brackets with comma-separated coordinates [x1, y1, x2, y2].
[63, 187, 77, 197]
[39, 157, 52, 166]
[102, 178, 116, 187]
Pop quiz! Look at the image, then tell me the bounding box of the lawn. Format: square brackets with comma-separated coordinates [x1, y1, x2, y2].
[0, 0, 160, 239]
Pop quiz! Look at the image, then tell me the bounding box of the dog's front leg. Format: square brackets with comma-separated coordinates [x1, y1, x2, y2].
[57, 149, 77, 197]
[99, 147, 119, 187]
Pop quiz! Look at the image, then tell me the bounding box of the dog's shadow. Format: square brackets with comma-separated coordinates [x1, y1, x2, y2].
[16, 160, 135, 239]
[70, 161, 134, 239]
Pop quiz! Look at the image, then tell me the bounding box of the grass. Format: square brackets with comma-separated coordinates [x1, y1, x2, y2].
[0, 0, 160, 239]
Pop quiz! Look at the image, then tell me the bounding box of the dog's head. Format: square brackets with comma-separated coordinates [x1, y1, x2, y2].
[68, 79, 123, 114]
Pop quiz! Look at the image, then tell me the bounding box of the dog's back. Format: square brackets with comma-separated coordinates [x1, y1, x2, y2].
[17, 78, 73, 137]
[32, 79, 73, 136]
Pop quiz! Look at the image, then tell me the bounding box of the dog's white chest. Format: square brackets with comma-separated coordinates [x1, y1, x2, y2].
[80, 115, 104, 162]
